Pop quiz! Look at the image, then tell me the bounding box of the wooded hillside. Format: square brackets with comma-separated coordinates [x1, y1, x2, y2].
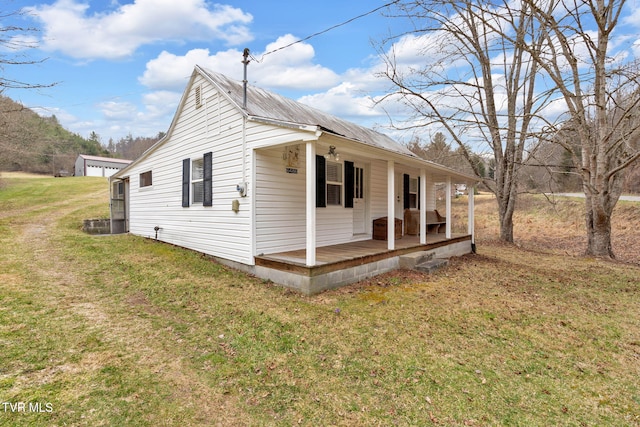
[0, 96, 109, 175]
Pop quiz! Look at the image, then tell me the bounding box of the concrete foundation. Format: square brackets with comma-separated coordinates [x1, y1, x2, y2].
[83, 219, 111, 235]
[252, 239, 473, 295]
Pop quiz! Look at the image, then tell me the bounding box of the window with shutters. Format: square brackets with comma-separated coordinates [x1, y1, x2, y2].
[192, 158, 204, 204]
[182, 154, 211, 207]
[326, 161, 342, 206]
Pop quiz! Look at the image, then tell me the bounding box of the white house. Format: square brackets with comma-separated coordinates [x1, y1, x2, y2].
[110, 66, 478, 294]
[75, 154, 132, 177]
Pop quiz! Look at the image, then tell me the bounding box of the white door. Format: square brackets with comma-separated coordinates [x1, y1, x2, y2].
[86, 165, 104, 177]
[353, 165, 366, 234]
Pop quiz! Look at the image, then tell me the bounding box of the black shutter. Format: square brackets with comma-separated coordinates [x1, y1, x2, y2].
[316, 155, 326, 208]
[182, 158, 190, 207]
[203, 152, 213, 207]
[403, 173, 410, 209]
[344, 161, 354, 208]
[418, 176, 421, 210]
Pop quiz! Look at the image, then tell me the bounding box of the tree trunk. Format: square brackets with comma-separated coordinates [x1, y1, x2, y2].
[584, 192, 615, 258]
[497, 191, 516, 243]
[499, 208, 514, 242]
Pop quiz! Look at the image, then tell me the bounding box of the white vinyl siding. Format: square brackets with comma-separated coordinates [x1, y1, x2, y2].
[369, 160, 389, 220]
[206, 94, 221, 135]
[255, 148, 374, 255]
[255, 148, 306, 254]
[122, 73, 252, 265]
[426, 179, 437, 210]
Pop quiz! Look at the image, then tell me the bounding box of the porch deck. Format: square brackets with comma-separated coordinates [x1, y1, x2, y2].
[255, 233, 472, 277]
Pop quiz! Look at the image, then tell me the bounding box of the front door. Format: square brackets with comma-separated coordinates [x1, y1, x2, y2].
[353, 165, 366, 234]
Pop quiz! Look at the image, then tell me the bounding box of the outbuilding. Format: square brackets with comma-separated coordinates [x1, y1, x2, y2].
[75, 154, 131, 177]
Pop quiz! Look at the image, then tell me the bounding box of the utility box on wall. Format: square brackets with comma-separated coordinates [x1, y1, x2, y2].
[372, 217, 402, 240]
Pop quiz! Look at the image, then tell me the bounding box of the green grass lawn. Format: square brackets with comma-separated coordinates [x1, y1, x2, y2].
[1, 174, 639, 426]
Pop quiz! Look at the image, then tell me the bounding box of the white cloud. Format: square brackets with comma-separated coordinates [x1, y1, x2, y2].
[298, 82, 380, 118]
[98, 100, 138, 121]
[139, 48, 241, 90]
[27, 0, 253, 60]
[251, 35, 340, 90]
[141, 90, 182, 119]
[94, 90, 181, 135]
[139, 35, 341, 92]
[31, 106, 78, 125]
[623, 3, 640, 28]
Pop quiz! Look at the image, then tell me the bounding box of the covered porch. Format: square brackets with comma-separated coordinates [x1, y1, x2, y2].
[252, 138, 478, 294]
[299, 139, 477, 266]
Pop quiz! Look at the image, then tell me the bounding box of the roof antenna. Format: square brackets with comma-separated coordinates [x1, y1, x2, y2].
[242, 48, 250, 110]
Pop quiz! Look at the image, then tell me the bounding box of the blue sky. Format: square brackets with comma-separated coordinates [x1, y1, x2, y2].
[3, 0, 407, 144]
[3, 0, 640, 148]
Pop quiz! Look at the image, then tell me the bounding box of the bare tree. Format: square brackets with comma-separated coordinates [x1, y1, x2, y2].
[378, 0, 551, 242]
[0, 8, 55, 93]
[524, 0, 640, 258]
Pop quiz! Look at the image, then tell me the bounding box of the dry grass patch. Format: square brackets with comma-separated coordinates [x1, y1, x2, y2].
[462, 192, 640, 263]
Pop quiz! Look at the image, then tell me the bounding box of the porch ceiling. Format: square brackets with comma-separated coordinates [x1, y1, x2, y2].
[315, 135, 478, 184]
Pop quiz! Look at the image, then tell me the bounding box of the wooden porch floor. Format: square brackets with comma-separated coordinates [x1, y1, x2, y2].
[255, 233, 471, 276]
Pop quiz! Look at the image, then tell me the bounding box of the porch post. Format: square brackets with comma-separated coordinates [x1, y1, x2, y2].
[445, 176, 452, 239]
[387, 160, 395, 250]
[420, 168, 427, 245]
[306, 141, 316, 266]
[468, 184, 475, 244]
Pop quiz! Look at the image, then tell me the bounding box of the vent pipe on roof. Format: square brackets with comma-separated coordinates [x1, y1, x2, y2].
[242, 48, 250, 110]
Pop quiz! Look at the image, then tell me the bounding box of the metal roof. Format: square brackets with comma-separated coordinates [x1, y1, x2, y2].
[199, 67, 418, 158]
[112, 67, 478, 184]
[78, 154, 132, 164]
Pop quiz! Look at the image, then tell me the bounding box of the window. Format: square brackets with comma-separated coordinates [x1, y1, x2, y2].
[139, 171, 152, 187]
[409, 177, 418, 208]
[112, 181, 124, 198]
[182, 153, 211, 207]
[354, 166, 364, 199]
[326, 161, 342, 206]
[404, 174, 420, 209]
[192, 158, 204, 203]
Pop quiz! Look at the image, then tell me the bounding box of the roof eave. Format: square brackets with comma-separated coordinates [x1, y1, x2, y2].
[247, 115, 319, 134]
[318, 132, 479, 183]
